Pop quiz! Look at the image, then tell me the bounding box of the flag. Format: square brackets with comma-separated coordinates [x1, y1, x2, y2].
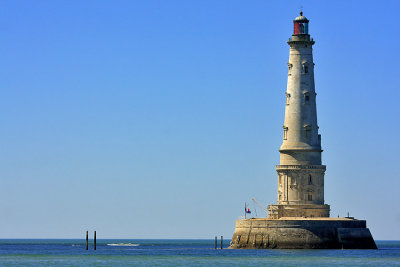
[246, 208, 251, 214]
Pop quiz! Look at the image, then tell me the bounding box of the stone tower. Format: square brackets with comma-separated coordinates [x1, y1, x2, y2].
[229, 13, 377, 249]
[267, 12, 330, 219]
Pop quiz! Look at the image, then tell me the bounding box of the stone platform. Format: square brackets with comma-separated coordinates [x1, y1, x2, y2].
[229, 218, 377, 249]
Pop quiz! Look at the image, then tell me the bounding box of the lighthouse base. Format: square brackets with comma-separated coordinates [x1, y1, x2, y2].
[267, 204, 330, 219]
[228, 218, 377, 249]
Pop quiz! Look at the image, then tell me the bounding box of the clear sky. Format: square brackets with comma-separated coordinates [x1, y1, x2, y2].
[0, 0, 399, 240]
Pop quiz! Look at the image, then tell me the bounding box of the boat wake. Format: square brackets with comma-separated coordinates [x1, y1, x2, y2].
[107, 243, 139, 247]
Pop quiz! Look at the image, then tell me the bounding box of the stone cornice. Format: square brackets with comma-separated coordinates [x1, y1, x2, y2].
[276, 164, 326, 170]
[279, 148, 323, 153]
[287, 40, 315, 46]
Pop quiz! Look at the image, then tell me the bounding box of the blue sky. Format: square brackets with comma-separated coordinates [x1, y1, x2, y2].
[0, 0, 399, 239]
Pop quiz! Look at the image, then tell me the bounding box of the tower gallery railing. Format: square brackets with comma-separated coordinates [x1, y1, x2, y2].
[276, 165, 326, 170]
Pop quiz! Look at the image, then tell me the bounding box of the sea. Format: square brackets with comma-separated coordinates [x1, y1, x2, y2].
[0, 239, 399, 266]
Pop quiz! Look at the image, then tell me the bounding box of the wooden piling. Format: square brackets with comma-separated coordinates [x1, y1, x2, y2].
[215, 236, 217, 249]
[94, 231, 96, 250]
[221, 236, 223, 249]
[86, 231, 88, 250]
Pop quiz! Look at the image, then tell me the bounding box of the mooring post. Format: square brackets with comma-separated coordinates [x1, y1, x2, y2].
[94, 231, 96, 250]
[86, 231, 88, 250]
[215, 236, 217, 249]
[221, 236, 223, 249]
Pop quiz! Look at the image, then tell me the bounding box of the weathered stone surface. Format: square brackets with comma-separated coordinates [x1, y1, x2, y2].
[267, 204, 330, 219]
[229, 218, 377, 249]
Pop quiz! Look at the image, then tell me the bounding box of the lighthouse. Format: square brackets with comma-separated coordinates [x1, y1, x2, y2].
[229, 13, 377, 249]
[267, 12, 330, 219]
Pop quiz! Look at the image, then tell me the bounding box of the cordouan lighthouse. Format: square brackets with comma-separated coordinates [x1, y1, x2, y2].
[229, 13, 377, 249]
[267, 12, 330, 219]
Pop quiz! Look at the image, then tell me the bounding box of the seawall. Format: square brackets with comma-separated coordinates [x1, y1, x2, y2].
[229, 218, 377, 249]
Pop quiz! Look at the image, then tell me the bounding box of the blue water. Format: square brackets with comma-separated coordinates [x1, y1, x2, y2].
[0, 239, 399, 266]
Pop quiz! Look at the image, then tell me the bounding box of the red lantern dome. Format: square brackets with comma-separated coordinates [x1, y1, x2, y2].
[293, 12, 309, 35]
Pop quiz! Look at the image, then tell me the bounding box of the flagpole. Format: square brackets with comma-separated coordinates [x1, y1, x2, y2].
[244, 202, 246, 219]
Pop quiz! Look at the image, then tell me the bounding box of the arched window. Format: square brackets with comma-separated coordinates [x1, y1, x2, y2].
[285, 92, 291, 105]
[303, 91, 310, 104]
[308, 175, 312, 185]
[287, 63, 293, 75]
[302, 62, 309, 74]
[283, 126, 288, 140]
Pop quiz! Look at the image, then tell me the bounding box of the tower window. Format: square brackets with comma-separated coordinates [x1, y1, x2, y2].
[304, 125, 311, 140]
[285, 92, 291, 105]
[303, 91, 310, 104]
[308, 194, 313, 201]
[287, 63, 293, 75]
[283, 126, 288, 140]
[308, 175, 312, 185]
[302, 62, 309, 74]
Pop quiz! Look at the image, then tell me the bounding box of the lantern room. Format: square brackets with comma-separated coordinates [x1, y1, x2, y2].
[293, 12, 309, 35]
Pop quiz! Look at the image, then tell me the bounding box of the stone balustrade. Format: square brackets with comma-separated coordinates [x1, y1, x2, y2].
[276, 164, 326, 170]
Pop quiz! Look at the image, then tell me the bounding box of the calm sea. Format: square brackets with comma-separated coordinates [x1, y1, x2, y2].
[0, 239, 398, 266]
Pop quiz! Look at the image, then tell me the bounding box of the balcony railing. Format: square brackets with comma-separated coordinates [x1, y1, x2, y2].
[276, 165, 326, 170]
